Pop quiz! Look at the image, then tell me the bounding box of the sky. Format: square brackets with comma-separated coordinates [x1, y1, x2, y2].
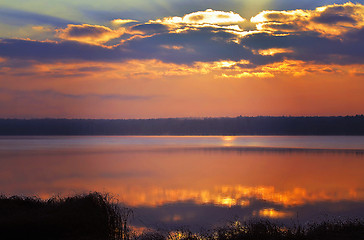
[0, 0, 364, 118]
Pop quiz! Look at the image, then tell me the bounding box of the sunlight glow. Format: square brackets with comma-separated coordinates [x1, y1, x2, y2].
[222, 136, 236, 146]
[111, 19, 138, 25]
[160, 45, 184, 50]
[256, 48, 293, 56]
[109, 185, 364, 210]
[222, 136, 236, 141]
[258, 208, 293, 218]
[183, 9, 245, 25]
[217, 197, 237, 207]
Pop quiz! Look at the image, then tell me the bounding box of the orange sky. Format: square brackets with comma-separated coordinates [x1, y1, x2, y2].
[0, 2, 364, 118]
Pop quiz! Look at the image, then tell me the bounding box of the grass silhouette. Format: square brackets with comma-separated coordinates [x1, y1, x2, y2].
[135, 219, 364, 240]
[154, 219, 364, 240]
[1, 192, 364, 240]
[0, 192, 131, 240]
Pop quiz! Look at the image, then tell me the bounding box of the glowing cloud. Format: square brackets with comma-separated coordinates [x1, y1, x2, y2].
[255, 48, 293, 56]
[222, 72, 274, 79]
[152, 9, 245, 30]
[1, 2, 364, 85]
[111, 19, 138, 26]
[183, 9, 245, 25]
[250, 2, 364, 37]
[57, 24, 124, 45]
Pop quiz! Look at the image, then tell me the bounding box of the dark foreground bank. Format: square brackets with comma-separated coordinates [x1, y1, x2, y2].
[0, 192, 130, 240]
[1, 193, 364, 240]
[1, 116, 364, 135]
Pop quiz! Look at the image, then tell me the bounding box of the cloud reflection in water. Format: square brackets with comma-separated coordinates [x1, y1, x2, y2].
[1, 136, 364, 230]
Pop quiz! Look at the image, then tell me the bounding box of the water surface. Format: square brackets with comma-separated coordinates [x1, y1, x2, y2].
[1, 136, 364, 231]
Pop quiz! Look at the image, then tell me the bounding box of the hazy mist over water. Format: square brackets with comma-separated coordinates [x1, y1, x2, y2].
[1, 136, 364, 231]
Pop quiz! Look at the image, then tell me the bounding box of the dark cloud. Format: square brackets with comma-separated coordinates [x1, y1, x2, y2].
[130, 23, 169, 34]
[251, 3, 364, 37]
[0, 8, 75, 27]
[0, 39, 120, 61]
[345, 27, 364, 42]
[77, 66, 114, 72]
[57, 24, 124, 44]
[2, 2, 364, 68]
[2, 25, 363, 67]
[0, 58, 36, 69]
[62, 25, 112, 37]
[0, 27, 255, 65]
[313, 5, 357, 24]
[265, 12, 291, 21]
[245, 3, 364, 65]
[121, 27, 254, 64]
[313, 13, 356, 24]
[242, 28, 364, 65]
[260, 23, 300, 31]
[0, 88, 156, 101]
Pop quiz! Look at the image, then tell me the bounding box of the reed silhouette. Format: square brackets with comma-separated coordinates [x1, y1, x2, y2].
[135, 219, 364, 240]
[0, 192, 131, 240]
[1, 192, 364, 240]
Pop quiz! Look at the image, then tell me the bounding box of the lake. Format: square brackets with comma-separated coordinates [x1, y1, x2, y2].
[1, 136, 364, 231]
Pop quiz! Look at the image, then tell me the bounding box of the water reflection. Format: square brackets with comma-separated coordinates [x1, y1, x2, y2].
[1, 136, 364, 230]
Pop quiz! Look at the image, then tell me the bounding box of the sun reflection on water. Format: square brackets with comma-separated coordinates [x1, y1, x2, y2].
[257, 208, 294, 219]
[2, 136, 364, 224]
[112, 185, 364, 208]
[222, 136, 236, 146]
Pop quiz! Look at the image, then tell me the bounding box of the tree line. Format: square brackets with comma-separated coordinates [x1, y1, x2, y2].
[1, 116, 364, 135]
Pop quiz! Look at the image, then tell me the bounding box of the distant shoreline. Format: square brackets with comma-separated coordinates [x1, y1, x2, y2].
[1, 116, 364, 135]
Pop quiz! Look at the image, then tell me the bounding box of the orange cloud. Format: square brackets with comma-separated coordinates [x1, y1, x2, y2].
[251, 2, 364, 37]
[255, 48, 293, 56]
[217, 59, 363, 79]
[57, 24, 124, 45]
[111, 18, 138, 26]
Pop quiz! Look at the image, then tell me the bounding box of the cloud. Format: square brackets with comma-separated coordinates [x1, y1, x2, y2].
[250, 2, 364, 37]
[0, 28, 253, 65]
[57, 24, 124, 45]
[151, 9, 245, 30]
[313, 5, 357, 24]
[111, 19, 138, 26]
[120, 27, 254, 64]
[1, 3, 364, 72]
[0, 38, 120, 61]
[222, 72, 274, 79]
[0, 88, 155, 101]
[130, 23, 170, 35]
[0, 8, 74, 27]
[239, 2, 364, 66]
[242, 26, 364, 65]
[181, 9, 246, 25]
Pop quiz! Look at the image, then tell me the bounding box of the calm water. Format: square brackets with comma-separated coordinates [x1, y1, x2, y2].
[1, 136, 364, 231]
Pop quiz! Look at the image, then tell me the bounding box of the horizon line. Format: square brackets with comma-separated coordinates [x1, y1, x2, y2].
[1, 115, 364, 121]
